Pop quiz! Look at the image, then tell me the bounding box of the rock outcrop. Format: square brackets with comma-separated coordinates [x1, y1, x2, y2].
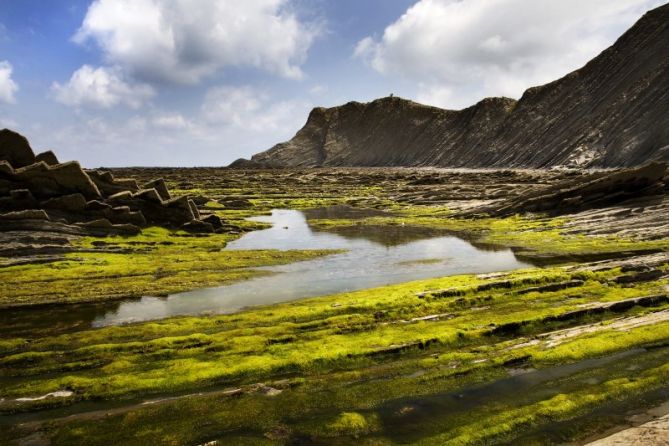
[0, 129, 35, 168]
[238, 4, 669, 169]
[482, 162, 668, 217]
[0, 130, 223, 236]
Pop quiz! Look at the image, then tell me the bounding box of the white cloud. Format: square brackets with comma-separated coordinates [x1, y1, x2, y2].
[74, 0, 320, 84]
[51, 65, 154, 109]
[201, 85, 311, 132]
[356, 0, 664, 109]
[151, 112, 193, 130]
[34, 86, 312, 166]
[0, 61, 18, 104]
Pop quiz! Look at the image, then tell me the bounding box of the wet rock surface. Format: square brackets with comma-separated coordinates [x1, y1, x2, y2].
[586, 411, 669, 445]
[482, 162, 668, 217]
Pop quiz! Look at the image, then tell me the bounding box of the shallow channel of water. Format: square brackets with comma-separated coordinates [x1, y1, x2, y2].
[91, 208, 530, 326]
[1, 207, 532, 336]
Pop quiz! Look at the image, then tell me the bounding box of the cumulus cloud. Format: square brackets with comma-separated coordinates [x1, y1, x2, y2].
[74, 0, 320, 84]
[51, 65, 154, 109]
[356, 0, 664, 109]
[201, 85, 311, 132]
[0, 61, 18, 104]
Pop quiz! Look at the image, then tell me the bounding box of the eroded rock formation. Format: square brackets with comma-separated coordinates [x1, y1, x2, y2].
[483, 162, 669, 217]
[237, 4, 669, 169]
[0, 130, 222, 237]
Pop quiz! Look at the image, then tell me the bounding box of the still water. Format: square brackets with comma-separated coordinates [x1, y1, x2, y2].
[91, 208, 531, 327]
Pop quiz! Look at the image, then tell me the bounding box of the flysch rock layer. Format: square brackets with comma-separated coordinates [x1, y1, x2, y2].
[236, 4, 669, 169]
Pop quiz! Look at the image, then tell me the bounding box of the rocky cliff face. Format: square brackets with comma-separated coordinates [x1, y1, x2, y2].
[237, 4, 669, 169]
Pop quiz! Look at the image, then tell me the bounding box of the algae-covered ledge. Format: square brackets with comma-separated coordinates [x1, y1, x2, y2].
[1, 254, 669, 444]
[0, 227, 340, 308]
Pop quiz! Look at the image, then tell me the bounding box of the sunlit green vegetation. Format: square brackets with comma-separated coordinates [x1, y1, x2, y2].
[1, 264, 667, 410]
[0, 227, 338, 307]
[3, 169, 669, 444]
[2, 262, 668, 444]
[308, 208, 669, 260]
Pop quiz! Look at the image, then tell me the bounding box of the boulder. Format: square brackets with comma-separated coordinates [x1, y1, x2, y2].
[142, 178, 171, 201]
[87, 170, 139, 197]
[113, 178, 140, 191]
[0, 161, 14, 176]
[41, 193, 87, 212]
[201, 214, 223, 229]
[0, 189, 38, 211]
[35, 150, 59, 166]
[487, 162, 668, 216]
[79, 218, 141, 236]
[106, 193, 195, 228]
[133, 188, 163, 203]
[0, 209, 49, 221]
[104, 206, 147, 226]
[14, 161, 101, 200]
[164, 196, 196, 215]
[107, 191, 133, 204]
[0, 129, 36, 168]
[10, 189, 38, 206]
[139, 196, 195, 227]
[218, 197, 253, 209]
[189, 195, 210, 206]
[85, 200, 112, 211]
[181, 219, 214, 233]
[188, 199, 200, 219]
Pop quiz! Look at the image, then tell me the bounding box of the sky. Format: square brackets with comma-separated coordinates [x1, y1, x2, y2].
[0, 0, 664, 167]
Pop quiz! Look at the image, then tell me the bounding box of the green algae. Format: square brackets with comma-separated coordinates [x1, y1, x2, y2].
[3, 170, 669, 444]
[1, 263, 667, 408]
[0, 227, 338, 307]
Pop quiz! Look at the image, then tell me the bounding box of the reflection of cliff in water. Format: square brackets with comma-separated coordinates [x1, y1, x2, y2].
[302, 204, 389, 220]
[311, 224, 453, 248]
[304, 205, 507, 251]
[0, 300, 126, 338]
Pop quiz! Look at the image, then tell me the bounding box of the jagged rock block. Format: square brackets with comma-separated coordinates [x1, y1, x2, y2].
[35, 150, 59, 166]
[142, 178, 171, 201]
[41, 193, 87, 212]
[14, 161, 101, 200]
[0, 129, 36, 168]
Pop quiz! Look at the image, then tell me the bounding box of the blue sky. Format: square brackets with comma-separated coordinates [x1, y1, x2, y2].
[0, 0, 663, 166]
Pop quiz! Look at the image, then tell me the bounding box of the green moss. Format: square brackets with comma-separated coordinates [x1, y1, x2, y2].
[1, 263, 667, 408]
[3, 170, 669, 444]
[0, 227, 339, 307]
[322, 412, 377, 437]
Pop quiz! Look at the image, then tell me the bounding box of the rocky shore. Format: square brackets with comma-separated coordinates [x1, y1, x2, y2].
[0, 129, 223, 262]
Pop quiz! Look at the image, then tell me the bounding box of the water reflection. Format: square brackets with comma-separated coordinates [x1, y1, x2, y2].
[92, 209, 530, 327]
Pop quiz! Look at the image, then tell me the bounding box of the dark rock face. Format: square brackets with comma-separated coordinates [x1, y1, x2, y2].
[41, 193, 88, 212]
[87, 170, 139, 197]
[35, 150, 59, 166]
[483, 162, 668, 217]
[142, 178, 171, 201]
[0, 129, 36, 168]
[242, 5, 669, 169]
[0, 130, 224, 235]
[13, 161, 102, 200]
